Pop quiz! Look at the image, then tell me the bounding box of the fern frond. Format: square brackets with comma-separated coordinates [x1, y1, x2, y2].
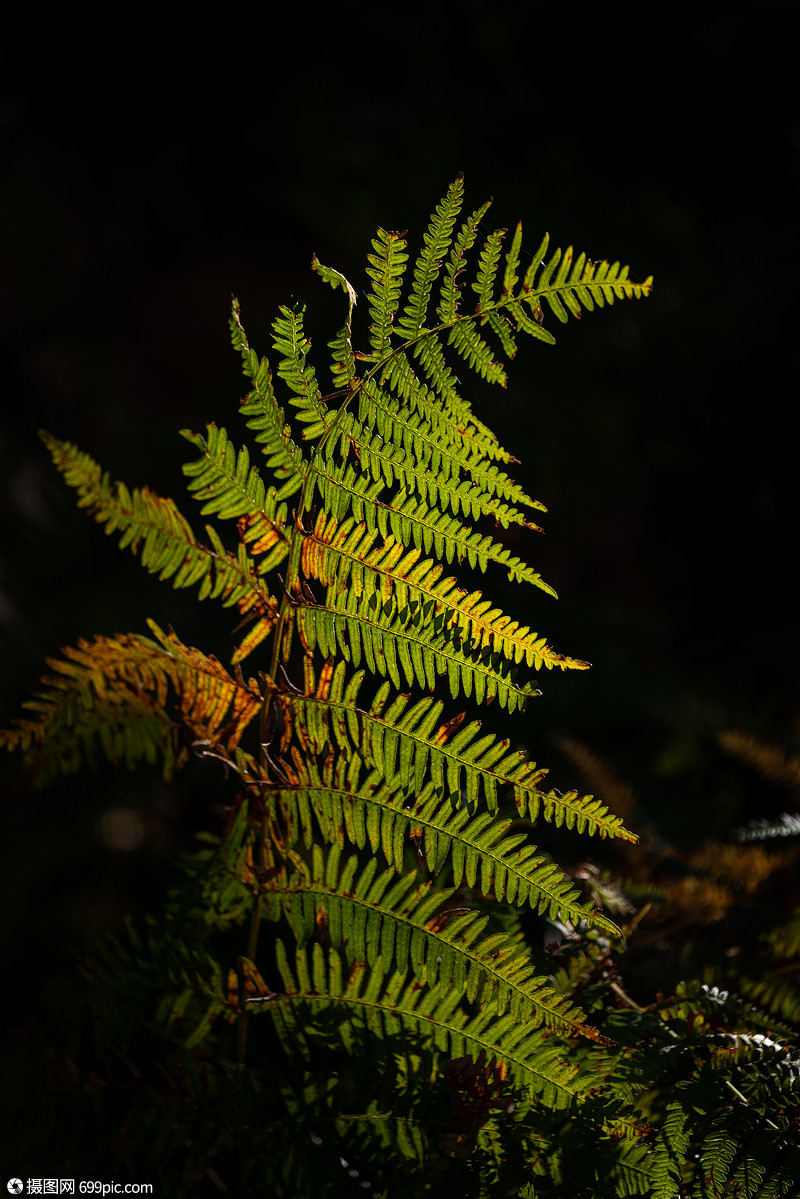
[397, 175, 465, 341]
[525, 246, 652, 324]
[651, 1101, 691, 1199]
[272, 304, 335, 442]
[601, 1135, 657, 1197]
[437, 198, 494, 326]
[281, 660, 635, 842]
[259, 841, 605, 1042]
[230, 297, 307, 499]
[718, 729, 800, 793]
[343, 369, 543, 512]
[736, 812, 800, 840]
[264, 941, 580, 1109]
[311, 256, 359, 390]
[7, 181, 662, 1190]
[294, 585, 525, 713]
[181, 424, 291, 573]
[41, 432, 278, 660]
[296, 513, 588, 707]
[473, 227, 508, 312]
[294, 585, 522, 713]
[364, 227, 409, 359]
[0, 621, 263, 783]
[399, 336, 510, 460]
[269, 753, 618, 934]
[313, 461, 552, 589]
[369, 184, 654, 392]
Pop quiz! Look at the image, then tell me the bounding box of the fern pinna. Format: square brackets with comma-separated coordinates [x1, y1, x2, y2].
[3, 178, 666, 1192]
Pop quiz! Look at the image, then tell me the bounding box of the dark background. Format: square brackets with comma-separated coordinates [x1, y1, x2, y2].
[1, 4, 798, 985]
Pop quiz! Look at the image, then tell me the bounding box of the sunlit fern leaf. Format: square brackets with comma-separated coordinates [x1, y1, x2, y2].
[180, 424, 292, 573]
[437, 199, 493, 326]
[0, 621, 262, 783]
[263, 940, 580, 1109]
[473, 226, 508, 312]
[315, 425, 544, 535]
[40, 433, 278, 660]
[447, 315, 507, 385]
[271, 304, 335, 444]
[294, 587, 530, 712]
[258, 840, 608, 1042]
[320, 368, 542, 517]
[384, 341, 510, 464]
[397, 174, 465, 342]
[508, 295, 557, 346]
[280, 659, 635, 841]
[365, 227, 409, 360]
[267, 753, 619, 934]
[230, 297, 307, 500]
[309, 461, 553, 590]
[311, 256, 359, 391]
[502, 221, 524, 298]
[295, 513, 588, 704]
[483, 307, 519, 362]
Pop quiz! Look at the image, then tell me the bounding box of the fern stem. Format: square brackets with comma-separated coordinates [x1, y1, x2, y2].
[237, 892, 264, 1064]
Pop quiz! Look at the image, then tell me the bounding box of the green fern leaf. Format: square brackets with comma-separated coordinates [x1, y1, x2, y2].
[265, 941, 580, 1108]
[295, 513, 587, 708]
[259, 841, 607, 1043]
[40, 432, 277, 661]
[268, 752, 618, 934]
[437, 198, 493, 326]
[181, 424, 291, 573]
[281, 660, 635, 842]
[271, 303, 335, 443]
[364, 227, 409, 359]
[230, 296, 307, 499]
[473, 227, 507, 312]
[397, 174, 465, 341]
[651, 1101, 691, 1199]
[311, 255, 360, 390]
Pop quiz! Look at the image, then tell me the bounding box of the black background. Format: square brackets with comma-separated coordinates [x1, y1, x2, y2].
[1, 3, 798, 991]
